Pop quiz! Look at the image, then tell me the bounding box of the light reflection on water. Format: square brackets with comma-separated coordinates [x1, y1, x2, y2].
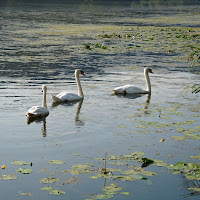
[0, 1, 200, 200]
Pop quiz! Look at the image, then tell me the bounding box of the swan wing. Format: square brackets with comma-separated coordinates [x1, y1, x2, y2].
[51, 94, 62, 102]
[53, 91, 83, 102]
[27, 106, 49, 117]
[113, 84, 147, 94]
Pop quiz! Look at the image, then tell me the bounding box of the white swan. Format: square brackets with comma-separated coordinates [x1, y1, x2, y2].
[51, 69, 85, 102]
[26, 85, 49, 118]
[112, 67, 154, 94]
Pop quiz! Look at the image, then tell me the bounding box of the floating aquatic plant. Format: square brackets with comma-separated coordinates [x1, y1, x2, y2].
[18, 191, 32, 196]
[40, 177, 59, 183]
[11, 160, 30, 166]
[0, 174, 17, 180]
[167, 162, 200, 180]
[47, 160, 65, 164]
[16, 168, 32, 174]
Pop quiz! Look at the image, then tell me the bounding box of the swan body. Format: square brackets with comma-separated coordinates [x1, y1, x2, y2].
[26, 85, 49, 118]
[51, 69, 85, 102]
[113, 67, 153, 94]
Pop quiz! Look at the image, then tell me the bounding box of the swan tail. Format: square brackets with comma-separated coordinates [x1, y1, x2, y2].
[51, 94, 62, 102]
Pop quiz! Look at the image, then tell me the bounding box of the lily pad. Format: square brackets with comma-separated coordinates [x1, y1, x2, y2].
[108, 155, 120, 160]
[188, 187, 200, 192]
[130, 151, 145, 157]
[49, 189, 65, 195]
[140, 171, 158, 176]
[112, 175, 136, 181]
[40, 186, 53, 191]
[16, 168, 32, 174]
[107, 161, 127, 166]
[185, 172, 200, 180]
[178, 120, 196, 125]
[40, 177, 59, 183]
[0, 174, 17, 180]
[152, 159, 167, 167]
[190, 155, 200, 159]
[47, 160, 65, 164]
[120, 192, 130, 195]
[95, 194, 113, 199]
[18, 191, 32, 196]
[11, 160, 30, 166]
[121, 169, 142, 175]
[171, 136, 186, 141]
[185, 133, 200, 140]
[103, 183, 122, 194]
[71, 164, 88, 170]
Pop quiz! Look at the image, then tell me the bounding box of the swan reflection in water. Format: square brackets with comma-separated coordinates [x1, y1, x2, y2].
[26, 116, 47, 137]
[113, 93, 151, 114]
[51, 99, 85, 126]
[75, 99, 84, 126]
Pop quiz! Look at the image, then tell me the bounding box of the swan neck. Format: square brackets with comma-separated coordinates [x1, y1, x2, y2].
[42, 90, 47, 108]
[144, 69, 151, 94]
[75, 71, 84, 97]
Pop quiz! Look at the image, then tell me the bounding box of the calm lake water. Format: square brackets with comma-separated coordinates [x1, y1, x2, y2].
[0, 1, 200, 199]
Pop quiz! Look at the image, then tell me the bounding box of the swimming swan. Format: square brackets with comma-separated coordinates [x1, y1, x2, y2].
[112, 67, 154, 94]
[26, 85, 49, 118]
[51, 69, 85, 102]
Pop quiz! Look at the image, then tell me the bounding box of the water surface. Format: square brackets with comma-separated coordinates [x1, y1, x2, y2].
[0, 1, 200, 199]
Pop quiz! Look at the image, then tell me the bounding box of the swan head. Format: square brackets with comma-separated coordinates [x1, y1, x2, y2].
[75, 69, 86, 76]
[145, 67, 154, 74]
[42, 85, 47, 92]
